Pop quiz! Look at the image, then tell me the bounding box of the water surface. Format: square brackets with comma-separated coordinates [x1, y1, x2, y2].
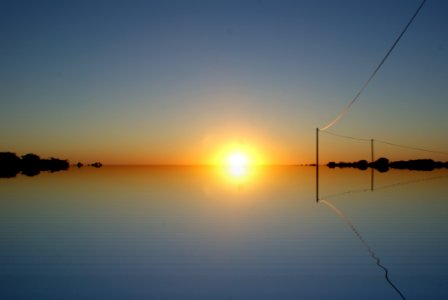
[1, 166, 447, 299]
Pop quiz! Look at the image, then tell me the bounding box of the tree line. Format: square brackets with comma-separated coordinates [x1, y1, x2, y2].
[0, 152, 69, 178]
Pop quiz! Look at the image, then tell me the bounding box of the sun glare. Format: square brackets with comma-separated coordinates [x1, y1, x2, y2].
[225, 152, 251, 180]
[227, 152, 249, 167]
[211, 146, 262, 183]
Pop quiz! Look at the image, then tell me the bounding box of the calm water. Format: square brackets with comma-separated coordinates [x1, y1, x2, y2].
[1, 166, 448, 299]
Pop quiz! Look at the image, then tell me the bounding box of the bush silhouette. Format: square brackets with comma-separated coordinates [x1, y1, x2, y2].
[0, 152, 21, 178]
[0, 152, 69, 178]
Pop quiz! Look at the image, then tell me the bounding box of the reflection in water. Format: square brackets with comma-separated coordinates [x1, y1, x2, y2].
[228, 165, 248, 178]
[319, 171, 448, 201]
[320, 199, 406, 300]
[320, 187, 372, 202]
[1, 166, 448, 299]
[222, 164, 256, 186]
[316, 167, 448, 299]
[316, 163, 374, 202]
[316, 164, 407, 298]
[374, 173, 448, 193]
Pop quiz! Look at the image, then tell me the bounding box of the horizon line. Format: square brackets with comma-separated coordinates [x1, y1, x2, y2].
[77, 163, 311, 167]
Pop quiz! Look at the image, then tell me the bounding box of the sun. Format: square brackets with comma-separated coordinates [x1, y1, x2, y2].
[226, 152, 250, 179]
[216, 147, 261, 182]
[227, 152, 249, 167]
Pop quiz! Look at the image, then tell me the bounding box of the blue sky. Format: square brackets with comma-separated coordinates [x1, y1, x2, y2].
[1, 0, 447, 164]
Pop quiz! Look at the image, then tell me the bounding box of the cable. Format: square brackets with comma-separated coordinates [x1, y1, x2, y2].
[322, 130, 371, 142]
[321, 130, 448, 156]
[320, 0, 428, 131]
[375, 139, 448, 155]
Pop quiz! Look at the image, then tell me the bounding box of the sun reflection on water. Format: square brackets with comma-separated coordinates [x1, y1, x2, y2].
[228, 165, 248, 178]
[224, 164, 255, 185]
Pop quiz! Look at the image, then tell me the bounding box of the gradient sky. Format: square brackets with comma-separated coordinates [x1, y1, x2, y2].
[1, 0, 447, 165]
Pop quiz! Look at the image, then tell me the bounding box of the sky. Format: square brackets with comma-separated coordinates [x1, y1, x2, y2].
[1, 0, 447, 165]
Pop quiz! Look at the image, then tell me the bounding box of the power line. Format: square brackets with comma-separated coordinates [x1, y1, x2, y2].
[320, 0, 428, 131]
[321, 130, 448, 156]
[322, 130, 371, 142]
[375, 139, 448, 155]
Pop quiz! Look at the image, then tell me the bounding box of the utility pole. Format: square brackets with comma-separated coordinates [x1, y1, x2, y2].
[371, 139, 374, 191]
[316, 128, 319, 202]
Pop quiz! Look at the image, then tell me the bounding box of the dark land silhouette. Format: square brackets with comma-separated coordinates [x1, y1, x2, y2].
[74, 162, 102, 168]
[0, 152, 69, 178]
[327, 157, 448, 172]
[89, 162, 103, 168]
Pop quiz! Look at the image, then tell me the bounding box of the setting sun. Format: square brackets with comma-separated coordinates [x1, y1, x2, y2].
[208, 138, 267, 167]
[227, 152, 249, 167]
[226, 152, 250, 179]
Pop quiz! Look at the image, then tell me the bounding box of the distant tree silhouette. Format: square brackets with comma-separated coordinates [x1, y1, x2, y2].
[0, 152, 69, 178]
[0, 152, 21, 166]
[21, 153, 41, 176]
[372, 157, 390, 173]
[89, 162, 102, 168]
[22, 153, 40, 163]
[0, 152, 21, 178]
[40, 158, 69, 172]
[327, 157, 448, 172]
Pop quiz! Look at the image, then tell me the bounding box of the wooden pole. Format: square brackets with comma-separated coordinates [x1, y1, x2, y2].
[316, 128, 319, 202]
[371, 139, 374, 191]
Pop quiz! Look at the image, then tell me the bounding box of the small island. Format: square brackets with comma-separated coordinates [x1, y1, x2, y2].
[327, 157, 448, 172]
[74, 162, 103, 168]
[89, 162, 103, 168]
[0, 152, 69, 178]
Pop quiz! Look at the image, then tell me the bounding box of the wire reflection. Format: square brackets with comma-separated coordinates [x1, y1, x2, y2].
[314, 166, 448, 298]
[319, 172, 448, 201]
[312, 167, 448, 298]
[320, 199, 406, 299]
